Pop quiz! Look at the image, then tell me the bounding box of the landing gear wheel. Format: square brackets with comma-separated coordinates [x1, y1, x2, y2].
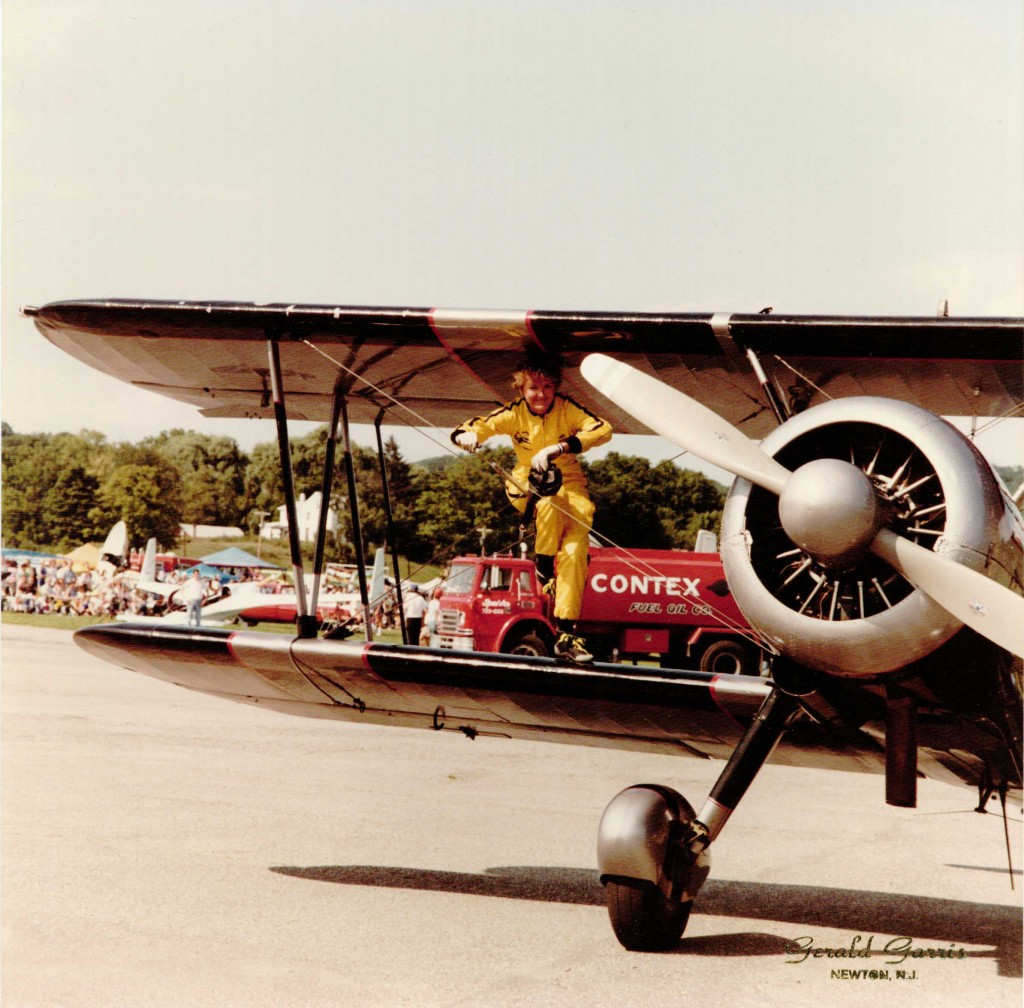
[502, 631, 550, 658]
[604, 878, 691, 952]
[597, 784, 708, 952]
[699, 639, 753, 676]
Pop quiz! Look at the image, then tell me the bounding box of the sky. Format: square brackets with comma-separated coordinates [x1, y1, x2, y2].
[3, 0, 1022, 482]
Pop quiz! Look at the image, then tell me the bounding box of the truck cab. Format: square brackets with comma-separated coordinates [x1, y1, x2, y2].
[432, 555, 553, 657]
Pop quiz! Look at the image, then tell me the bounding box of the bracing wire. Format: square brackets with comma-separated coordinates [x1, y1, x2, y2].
[771, 354, 834, 402]
[972, 402, 1024, 436]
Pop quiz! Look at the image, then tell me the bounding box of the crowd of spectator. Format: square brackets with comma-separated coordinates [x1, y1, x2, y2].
[3, 556, 132, 617]
[2, 552, 434, 633]
[0, 555, 248, 619]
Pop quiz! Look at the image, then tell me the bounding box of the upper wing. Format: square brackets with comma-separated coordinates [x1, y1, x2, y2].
[27, 299, 1023, 438]
[75, 623, 1007, 793]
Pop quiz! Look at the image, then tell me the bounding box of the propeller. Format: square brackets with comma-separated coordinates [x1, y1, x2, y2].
[580, 353, 1024, 659]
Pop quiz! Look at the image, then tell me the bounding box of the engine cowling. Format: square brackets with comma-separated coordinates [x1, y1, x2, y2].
[720, 397, 1021, 677]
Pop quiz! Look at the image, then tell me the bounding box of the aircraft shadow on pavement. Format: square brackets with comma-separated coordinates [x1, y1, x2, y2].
[270, 864, 1021, 976]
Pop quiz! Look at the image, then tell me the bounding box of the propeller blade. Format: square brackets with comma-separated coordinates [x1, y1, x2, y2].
[871, 528, 1024, 658]
[580, 354, 791, 494]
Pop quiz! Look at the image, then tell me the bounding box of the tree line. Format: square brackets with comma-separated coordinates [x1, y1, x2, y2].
[1, 423, 730, 565]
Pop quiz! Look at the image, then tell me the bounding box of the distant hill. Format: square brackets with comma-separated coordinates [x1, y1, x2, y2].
[413, 455, 459, 473]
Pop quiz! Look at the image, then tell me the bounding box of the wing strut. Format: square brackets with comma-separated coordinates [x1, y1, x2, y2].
[309, 385, 347, 630]
[744, 348, 790, 424]
[375, 410, 409, 644]
[339, 397, 373, 642]
[267, 337, 314, 637]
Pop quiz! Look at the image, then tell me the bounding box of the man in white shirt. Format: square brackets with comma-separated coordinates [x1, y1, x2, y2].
[178, 569, 207, 627]
[402, 585, 428, 644]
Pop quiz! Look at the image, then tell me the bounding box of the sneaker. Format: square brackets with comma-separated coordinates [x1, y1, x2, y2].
[554, 632, 594, 664]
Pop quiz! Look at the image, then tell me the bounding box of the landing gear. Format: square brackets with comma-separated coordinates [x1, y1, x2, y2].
[597, 784, 709, 951]
[597, 687, 801, 950]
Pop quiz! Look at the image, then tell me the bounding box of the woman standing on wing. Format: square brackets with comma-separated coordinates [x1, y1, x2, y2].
[451, 355, 612, 663]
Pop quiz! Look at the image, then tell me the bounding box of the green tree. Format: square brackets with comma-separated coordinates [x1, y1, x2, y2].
[996, 465, 1022, 496]
[91, 458, 184, 547]
[241, 425, 342, 519]
[143, 429, 249, 525]
[243, 441, 286, 518]
[1, 432, 106, 548]
[56, 429, 113, 481]
[411, 446, 523, 563]
[244, 429, 424, 562]
[649, 463, 727, 549]
[586, 453, 726, 550]
[46, 465, 104, 547]
[2, 433, 62, 547]
[335, 436, 422, 562]
[586, 453, 669, 548]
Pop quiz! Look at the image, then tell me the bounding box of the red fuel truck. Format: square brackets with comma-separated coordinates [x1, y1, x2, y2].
[430, 547, 763, 675]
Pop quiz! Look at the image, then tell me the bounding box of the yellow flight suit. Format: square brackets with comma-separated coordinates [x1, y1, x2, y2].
[452, 395, 612, 621]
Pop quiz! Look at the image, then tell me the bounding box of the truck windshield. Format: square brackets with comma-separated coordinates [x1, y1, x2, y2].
[444, 563, 478, 595]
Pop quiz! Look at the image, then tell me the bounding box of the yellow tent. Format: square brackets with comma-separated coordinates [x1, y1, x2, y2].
[64, 542, 101, 572]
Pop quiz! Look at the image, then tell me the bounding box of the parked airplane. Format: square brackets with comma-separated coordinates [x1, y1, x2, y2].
[26, 298, 1022, 951]
[126, 547, 387, 630]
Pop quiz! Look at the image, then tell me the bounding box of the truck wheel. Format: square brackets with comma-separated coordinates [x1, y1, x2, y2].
[586, 636, 613, 663]
[502, 631, 550, 658]
[698, 639, 753, 676]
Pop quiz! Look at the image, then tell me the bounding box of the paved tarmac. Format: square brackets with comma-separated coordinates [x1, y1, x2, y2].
[3, 623, 1021, 1007]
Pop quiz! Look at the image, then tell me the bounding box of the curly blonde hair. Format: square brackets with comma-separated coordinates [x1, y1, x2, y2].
[511, 354, 562, 394]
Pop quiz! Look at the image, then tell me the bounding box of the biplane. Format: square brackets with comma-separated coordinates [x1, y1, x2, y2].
[25, 298, 1023, 951]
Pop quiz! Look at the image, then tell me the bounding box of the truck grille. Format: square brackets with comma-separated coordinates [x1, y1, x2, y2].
[438, 609, 462, 634]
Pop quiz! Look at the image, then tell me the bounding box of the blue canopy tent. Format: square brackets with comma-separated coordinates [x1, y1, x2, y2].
[2, 548, 63, 563]
[188, 562, 241, 582]
[198, 547, 282, 570]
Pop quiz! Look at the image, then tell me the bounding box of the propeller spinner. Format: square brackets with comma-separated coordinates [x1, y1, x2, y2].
[777, 457, 887, 566]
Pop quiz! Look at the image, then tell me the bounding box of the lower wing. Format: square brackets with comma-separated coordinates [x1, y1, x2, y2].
[75, 623, 1004, 792]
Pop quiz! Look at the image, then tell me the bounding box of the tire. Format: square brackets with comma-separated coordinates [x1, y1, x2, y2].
[502, 631, 550, 658]
[604, 878, 691, 952]
[698, 638, 754, 676]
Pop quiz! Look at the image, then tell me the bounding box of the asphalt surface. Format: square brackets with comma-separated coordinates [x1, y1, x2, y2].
[3, 623, 1021, 1007]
